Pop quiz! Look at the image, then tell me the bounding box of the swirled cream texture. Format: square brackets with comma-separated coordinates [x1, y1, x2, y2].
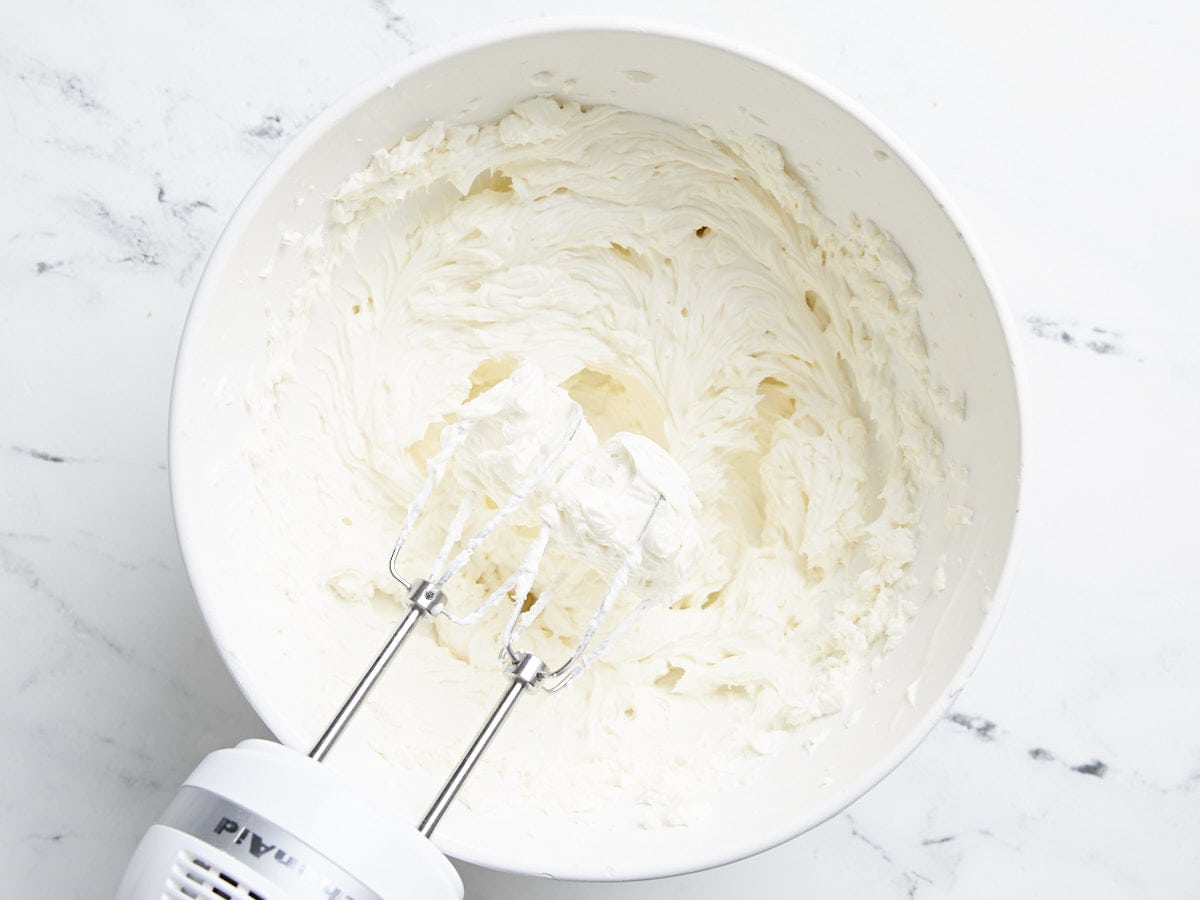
[250, 97, 946, 825]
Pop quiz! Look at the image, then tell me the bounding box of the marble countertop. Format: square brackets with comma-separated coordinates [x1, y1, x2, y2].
[3, 0, 1197, 896]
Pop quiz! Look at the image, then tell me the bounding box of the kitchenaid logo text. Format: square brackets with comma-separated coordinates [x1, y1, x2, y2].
[214, 816, 361, 900]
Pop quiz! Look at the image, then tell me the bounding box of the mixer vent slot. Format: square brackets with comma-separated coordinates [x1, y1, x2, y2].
[167, 851, 267, 900]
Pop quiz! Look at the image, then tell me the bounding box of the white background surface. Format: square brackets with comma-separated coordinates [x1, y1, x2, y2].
[2, 1, 1197, 897]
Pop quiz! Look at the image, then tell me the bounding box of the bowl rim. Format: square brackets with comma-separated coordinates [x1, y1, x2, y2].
[169, 15, 1026, 882]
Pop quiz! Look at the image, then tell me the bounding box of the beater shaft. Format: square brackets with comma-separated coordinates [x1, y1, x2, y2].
[418, 653, 544, 838]
[309, 581, 446, 761]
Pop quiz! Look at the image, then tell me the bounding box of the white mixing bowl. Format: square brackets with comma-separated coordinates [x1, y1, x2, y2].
[170, 20, 1022, 881]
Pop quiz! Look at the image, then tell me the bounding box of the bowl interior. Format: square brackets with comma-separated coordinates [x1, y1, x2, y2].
[171, 25, 1020, 880]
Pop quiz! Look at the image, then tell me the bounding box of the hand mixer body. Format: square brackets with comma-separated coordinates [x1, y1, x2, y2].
[117, 739, 464, 900]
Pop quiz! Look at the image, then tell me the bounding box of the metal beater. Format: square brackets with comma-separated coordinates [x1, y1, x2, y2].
[310, 391, 664, 837]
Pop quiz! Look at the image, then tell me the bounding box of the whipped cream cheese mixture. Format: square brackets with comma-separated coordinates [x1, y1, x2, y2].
[249, 97, 948, 825]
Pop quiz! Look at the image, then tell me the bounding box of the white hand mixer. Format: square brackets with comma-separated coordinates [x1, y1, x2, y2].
[117, 371, 676, 900]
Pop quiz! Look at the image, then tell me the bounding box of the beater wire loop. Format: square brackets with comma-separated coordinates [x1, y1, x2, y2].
[502, 493, 666, 691]
[389, 403, 584, 626]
